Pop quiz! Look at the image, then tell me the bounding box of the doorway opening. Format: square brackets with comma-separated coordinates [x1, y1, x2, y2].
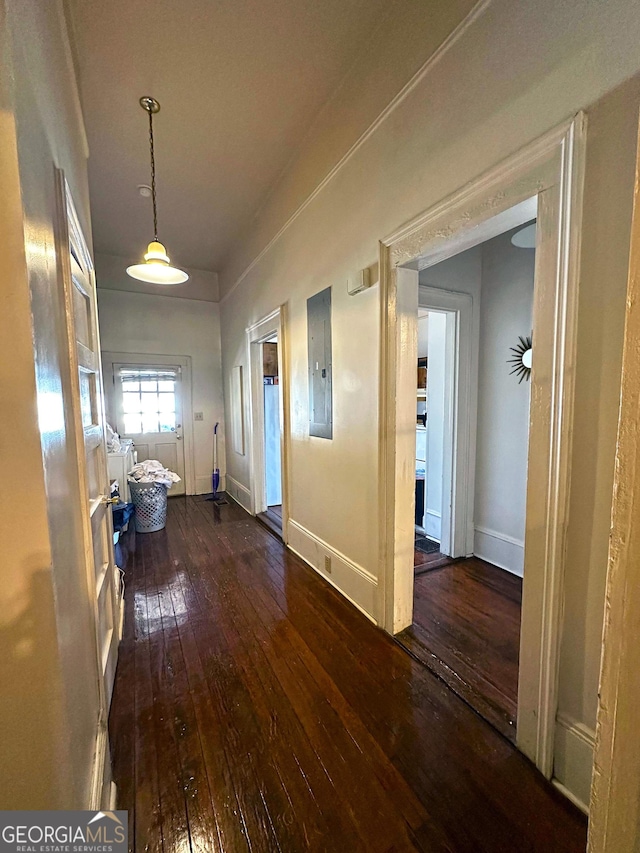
[379, 114, 586, 782]
[401, 220, 536, 740]
[414, 307, 455, 571]
[102, 352, 195, 498]
[247, 307, 289, 542]
[258, 335, 283, 536]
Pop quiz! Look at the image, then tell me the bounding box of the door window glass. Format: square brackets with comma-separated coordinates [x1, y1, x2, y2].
[118, 368, 178, 434]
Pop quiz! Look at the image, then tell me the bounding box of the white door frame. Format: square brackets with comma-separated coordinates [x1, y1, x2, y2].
[418, 288, 475, 557]
[246, 306, 290, 542]
[55, 170, 119, 809]
[101, 351, 195, 496]
[378, 114, 586, 778]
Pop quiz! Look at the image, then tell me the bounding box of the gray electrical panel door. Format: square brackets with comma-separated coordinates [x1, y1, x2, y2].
[307, 286, 333, 439]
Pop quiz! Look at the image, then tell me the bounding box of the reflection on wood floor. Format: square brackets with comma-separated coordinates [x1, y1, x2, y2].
[257, 503, 283, 537]
[109, 496, 584, 852]
[414, 534, 456, 574]
[399, 557, 522, 740]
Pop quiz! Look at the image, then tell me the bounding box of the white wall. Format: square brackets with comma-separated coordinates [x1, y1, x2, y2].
[417, 315, 428, 420]
[97, 289, 225, 495]
[417, 314, 429, 357]
[424, 312, 446, 541]
[418, 233, 534, 571]
[420, 246, 483, 298]
[218, 0, 640, 807]
[420, 248, 483, 551]
[473, 229, 535, 575]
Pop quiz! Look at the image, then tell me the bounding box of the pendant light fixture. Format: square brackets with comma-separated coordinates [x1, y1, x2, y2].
[126, 96, 189, 285]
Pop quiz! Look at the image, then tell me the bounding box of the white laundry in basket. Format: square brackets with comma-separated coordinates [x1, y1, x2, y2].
[127, 459, 181, 488]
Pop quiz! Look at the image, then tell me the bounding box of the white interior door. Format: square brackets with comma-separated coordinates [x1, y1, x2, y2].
[58, 172, 120, 805]
[113, 363, 186, 496]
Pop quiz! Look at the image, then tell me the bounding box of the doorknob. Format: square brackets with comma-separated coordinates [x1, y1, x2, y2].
[101, 496, 119, 505]
[175, 434, 182, 440]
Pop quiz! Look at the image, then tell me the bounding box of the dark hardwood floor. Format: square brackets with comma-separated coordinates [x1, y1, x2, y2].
[399, 558, 522, 740]
[269, 503, 282, 520]
[257, 504, 283, 537]
[110, 496, 585, 852]
[414, 535, 456, 573]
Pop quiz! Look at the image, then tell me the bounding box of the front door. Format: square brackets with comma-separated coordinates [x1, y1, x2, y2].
[58, 172, 121, 804]
[113, 362, 186, 496]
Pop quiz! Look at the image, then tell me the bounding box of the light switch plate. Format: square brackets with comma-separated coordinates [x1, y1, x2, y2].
[194, 412, 204, 421]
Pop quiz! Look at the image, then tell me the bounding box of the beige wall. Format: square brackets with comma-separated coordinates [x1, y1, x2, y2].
[475, 229, 535, 575]
[219, 0, 640, 806]
[0, 0, 100, 808]
[97, 288, 226, 494]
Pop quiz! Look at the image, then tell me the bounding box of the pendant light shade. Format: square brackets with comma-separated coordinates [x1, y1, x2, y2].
[126, 241, 189, 284]
[126, 97, 189, 285]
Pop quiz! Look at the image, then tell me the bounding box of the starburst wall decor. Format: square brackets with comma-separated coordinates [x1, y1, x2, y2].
[508, 335, 533, 383]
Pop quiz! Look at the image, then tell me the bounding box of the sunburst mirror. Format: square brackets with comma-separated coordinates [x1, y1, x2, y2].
[508, 335, 532, 383]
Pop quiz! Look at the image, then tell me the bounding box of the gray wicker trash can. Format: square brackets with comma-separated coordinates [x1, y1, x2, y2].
[129, 481, 168, 533]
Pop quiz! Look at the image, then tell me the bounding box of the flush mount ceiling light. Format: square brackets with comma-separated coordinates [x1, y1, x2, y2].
[126, 96, 188, 285]
[511, 222, 537, 249]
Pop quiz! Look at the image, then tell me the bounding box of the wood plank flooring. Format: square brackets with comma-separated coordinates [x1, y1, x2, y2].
[398, 558, 522, 740]
[414, 536, 456, 573]
[256, 504, 283, 537]
[109, 496, 585, 852]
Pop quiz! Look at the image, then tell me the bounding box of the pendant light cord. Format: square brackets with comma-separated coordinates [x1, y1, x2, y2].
[147, 104, 158, 241]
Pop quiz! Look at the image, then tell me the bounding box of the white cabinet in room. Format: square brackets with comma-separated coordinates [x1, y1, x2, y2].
[107, 439, 136, 502]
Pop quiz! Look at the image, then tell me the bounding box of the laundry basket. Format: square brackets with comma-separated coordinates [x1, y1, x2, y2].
[128, 481, 168, 533]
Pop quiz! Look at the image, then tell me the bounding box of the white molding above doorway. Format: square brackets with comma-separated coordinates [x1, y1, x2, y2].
[378, 114, 587, 784]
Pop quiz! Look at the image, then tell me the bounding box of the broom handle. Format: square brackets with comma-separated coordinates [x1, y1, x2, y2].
[213, 422, 219, 470]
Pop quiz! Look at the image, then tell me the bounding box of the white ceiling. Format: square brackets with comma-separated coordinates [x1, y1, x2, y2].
[66, 0, 389, 277]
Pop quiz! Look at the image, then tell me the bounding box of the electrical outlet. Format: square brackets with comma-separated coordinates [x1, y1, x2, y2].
[324, 555, 332, 574]
[194, 412, 204, 421]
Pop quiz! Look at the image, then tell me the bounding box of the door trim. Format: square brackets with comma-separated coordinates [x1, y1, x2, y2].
[378, 114, 587, 778]
[102, 352, 195, 496]
[588, 115, 640, 852]
[54, 169, 116, 809]
[246, 306, 290, 543]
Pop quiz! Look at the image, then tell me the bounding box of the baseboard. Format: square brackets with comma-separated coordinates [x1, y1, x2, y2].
[424, 508, 441, 541]
[473, 525, 524, 576]
[552, 713, 595, 814]
[287, 519, 378, 624]
[225, 474, 252, 513]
